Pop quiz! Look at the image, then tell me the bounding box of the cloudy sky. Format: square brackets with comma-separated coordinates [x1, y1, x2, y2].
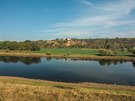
[0, 0, 135, 41]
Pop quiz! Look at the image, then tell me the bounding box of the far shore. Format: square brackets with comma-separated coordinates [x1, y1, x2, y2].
[0, 51, 135, 61]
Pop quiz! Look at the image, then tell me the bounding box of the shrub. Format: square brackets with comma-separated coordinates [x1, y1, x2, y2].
[128, 48, 135, 56]
[46, 52, 51, 55]
[98, 49, 117, 56]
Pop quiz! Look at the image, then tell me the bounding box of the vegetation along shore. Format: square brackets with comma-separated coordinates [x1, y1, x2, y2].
[0, 50, 135, 61]
[0, 38, 134, 60]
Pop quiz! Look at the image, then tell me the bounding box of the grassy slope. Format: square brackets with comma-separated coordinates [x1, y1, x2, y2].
[0, 76, 135, 101]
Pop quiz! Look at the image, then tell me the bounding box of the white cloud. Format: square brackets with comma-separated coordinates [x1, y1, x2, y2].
[98, 0, 135, 15]
[102, 30, 135, 38]
[80, 0, 135, 15]
[41, 0, 135, 39]
[80, 0, 93, 6]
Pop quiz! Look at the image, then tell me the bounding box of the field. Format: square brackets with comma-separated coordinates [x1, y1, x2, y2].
[0, 48, 132, 56]
[38, 48, 131, 56]
[39, 48, 99, 55]
[0, 76, 135, 101]
[0, 48, 134, 61]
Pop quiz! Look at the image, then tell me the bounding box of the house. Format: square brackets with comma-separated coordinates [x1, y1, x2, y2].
[66, 38, 72, 41]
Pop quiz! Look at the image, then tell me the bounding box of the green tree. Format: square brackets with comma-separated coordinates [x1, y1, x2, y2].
[8, 41, 18, 50]
[0, 41, 10, 50]
[31, 43, 40, 51]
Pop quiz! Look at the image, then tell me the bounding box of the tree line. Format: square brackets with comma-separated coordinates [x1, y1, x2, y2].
[0, 38, 135, 52]
[0, 40, 40, 51]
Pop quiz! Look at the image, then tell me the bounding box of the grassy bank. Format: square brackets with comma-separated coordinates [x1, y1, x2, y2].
[0, 76, 135, 101]
[0, 48, 134, 60]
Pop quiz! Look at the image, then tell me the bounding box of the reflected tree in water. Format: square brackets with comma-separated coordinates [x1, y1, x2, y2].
[21, 57, 41, 65]
[46, 57, 52, 61]
[98, 60, 123, 66]
[0, 56, 18, 63]
[98, 60, 107, 66]
[133, 61, 135, 67]
[0, 56, 41, 65]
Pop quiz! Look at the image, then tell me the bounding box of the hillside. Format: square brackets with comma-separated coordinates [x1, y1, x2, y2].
[0, 38, 135, 51]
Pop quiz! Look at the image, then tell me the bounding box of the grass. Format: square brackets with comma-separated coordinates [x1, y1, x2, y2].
[0, 48, 134, 60]
[0, 48, 132, 56]
[39, 48, 99, 55]
[38, 48, 132, 56]
[0, 76, 135, 101]
[117, 51, 132, 56]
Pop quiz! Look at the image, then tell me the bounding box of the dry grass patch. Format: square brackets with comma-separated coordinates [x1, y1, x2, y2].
[0, 77, 135, 101]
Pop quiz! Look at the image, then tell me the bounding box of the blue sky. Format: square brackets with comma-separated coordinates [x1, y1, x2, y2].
[0, 0, 135, 41]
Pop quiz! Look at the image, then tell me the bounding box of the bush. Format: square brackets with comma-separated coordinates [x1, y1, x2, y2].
[46, 52, 51, 55]
[98, 49, 117, 56]
[31, 43, 40, 51]
[128, 48, 135, 56]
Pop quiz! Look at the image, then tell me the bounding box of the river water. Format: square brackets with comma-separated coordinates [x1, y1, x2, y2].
[0, 56, 135, 86]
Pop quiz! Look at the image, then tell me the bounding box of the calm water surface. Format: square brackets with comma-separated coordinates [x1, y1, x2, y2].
[0, 56, 135, 86]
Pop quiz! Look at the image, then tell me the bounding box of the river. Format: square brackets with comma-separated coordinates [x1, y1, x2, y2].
[0, 56, 135, 86]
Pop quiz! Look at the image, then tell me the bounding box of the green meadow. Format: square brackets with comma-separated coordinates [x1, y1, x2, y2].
[39, 48, 99, 55]
[37, 48, 131, 56]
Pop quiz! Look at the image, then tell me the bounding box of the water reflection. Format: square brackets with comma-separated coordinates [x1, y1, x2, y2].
[70, 58, 134, 67]
[0, 56, 134, 67]
[0, 56, 41, 65]
[98, 60, 124, 66]
[46, 57, 52, 61]
[133, 61, 135, 67]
